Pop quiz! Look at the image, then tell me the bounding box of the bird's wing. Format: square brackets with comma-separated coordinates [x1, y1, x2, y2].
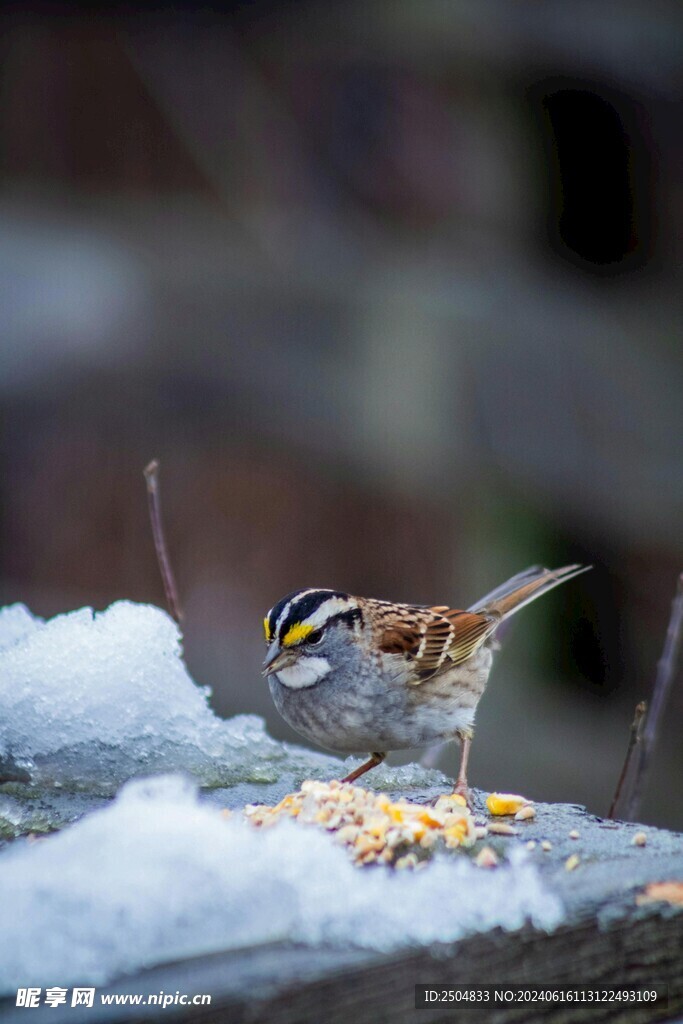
[369, 599, 498, 685]
[369, 565, 589, 686]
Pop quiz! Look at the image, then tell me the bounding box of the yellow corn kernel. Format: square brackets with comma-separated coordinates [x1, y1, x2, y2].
[443, 825, 466, 847]
[435, 793, 467, 810]
[450, 793, 468, 807]
[418, 809, 445, 829]
[486, 793, 531, 816]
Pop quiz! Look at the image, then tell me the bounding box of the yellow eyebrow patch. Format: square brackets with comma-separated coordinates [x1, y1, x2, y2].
[282, 622, 314, 647]
[263, 617, 272, 642]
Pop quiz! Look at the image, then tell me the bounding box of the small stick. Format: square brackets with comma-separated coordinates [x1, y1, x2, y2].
[623, 572, 683, 821]
[607, 701, 647, 819]
[143, 459, 184, 624]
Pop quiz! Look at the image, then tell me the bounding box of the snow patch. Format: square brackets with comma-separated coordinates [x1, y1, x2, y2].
[0, 603, 43, 652]
[0, 601, 329, 792]
[0, 774, 564, 991]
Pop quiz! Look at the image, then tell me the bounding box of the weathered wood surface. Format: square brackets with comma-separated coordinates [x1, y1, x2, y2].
[1, 792, 681, 1024]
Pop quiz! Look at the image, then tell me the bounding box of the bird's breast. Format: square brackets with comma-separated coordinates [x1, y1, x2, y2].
[268, 645, 493, 753]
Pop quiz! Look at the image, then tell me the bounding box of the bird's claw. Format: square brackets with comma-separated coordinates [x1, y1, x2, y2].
[452, 780, 473, 810]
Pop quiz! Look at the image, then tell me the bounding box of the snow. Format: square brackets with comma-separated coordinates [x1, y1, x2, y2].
[0, 599, 565, 990]
[0, 600, 451, 840]
[0, 774, 564, 992]
[0, 601, 333, 793]
[342, 756, 447, 789]
[0, 603, 43, 651]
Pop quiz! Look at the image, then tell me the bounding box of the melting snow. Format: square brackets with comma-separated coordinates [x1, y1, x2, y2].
[0, 601, 333, 793]
[0, 775, 564, 992]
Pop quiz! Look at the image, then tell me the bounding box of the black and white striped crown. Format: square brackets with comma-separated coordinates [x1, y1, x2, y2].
[264, 588, 360, 647]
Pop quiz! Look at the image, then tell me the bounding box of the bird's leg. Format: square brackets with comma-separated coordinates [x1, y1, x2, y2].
[452, 731, 473, 807]
[341, 751, 386, 784]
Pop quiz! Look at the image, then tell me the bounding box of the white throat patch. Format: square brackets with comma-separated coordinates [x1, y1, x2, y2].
[275, 657, 332, 690]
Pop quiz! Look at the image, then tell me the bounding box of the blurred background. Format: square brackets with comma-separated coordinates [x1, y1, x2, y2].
[1, 1, 681, 826]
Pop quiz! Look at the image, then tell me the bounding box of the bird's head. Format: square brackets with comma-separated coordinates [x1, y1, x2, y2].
[262, 588, 362, 689]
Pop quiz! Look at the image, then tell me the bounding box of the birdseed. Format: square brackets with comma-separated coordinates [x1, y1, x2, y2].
[486, 793, 532, 816]
[243, 780, 478, 868]
[474, 846, 499, 868]
[487, 822, 519, 836]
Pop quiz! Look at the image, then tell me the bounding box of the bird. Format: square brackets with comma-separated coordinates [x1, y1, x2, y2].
[262, 564, 589, 801]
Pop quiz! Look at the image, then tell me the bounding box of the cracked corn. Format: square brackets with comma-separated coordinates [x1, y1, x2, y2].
[244, 780, 478, 868]
[486, 793, 532, 816]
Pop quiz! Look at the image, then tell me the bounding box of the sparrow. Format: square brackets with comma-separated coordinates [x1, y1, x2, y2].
[262, 564, 589, 800]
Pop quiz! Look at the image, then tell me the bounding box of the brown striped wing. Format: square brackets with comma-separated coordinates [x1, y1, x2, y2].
[374, 601, 498, 684]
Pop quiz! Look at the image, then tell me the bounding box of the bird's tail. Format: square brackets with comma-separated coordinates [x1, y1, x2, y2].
[468, 564, 590, 621]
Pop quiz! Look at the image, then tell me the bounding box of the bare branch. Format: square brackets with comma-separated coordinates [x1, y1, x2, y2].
[623, 572, 683, 821]
[607, 701, 647, 819]
[143, 459, 184, 625]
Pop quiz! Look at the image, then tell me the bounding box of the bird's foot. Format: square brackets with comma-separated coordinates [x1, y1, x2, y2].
[452, 779, 473, 810]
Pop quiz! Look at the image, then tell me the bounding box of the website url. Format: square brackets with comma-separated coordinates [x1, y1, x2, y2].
[16, 988, 211, 1009]
[100, 993, 212, 1008]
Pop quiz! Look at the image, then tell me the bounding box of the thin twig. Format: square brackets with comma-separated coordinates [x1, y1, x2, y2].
[143, 459, 184, 624]
[607, 701, 647, 819]
[623, 572, 683, 821]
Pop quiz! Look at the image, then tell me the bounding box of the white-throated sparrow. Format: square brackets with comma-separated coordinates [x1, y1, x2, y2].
[262, 565, 589, 799]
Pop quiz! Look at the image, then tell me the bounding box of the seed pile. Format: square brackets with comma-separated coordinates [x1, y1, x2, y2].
[244, 783, 643, 871]
[245, 780, 479, 868]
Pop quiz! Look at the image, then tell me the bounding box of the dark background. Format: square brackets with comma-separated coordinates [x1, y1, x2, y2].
[1, 1, 681, 826]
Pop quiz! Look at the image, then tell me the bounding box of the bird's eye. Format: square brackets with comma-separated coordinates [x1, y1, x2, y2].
[305, 629, 324, 646]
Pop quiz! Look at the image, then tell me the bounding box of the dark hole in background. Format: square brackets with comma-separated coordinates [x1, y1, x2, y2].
[540, 540, 623, 697]
[531, 81, 654, 275]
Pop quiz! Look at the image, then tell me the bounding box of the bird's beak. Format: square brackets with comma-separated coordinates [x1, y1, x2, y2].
[262, 643, 295, 677]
